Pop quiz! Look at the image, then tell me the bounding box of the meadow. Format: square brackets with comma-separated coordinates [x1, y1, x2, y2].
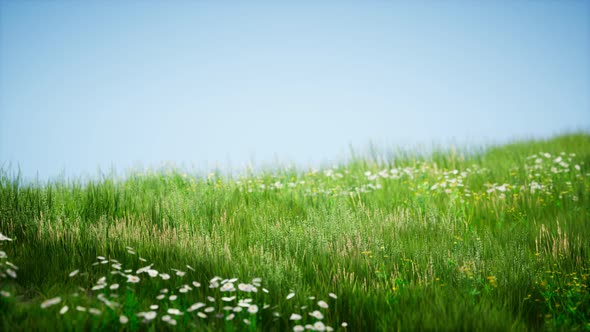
[1, 133, 589, 331]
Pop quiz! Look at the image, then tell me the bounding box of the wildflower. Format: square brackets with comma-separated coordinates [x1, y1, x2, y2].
[162, 314, 171, 322]
[119, 315, 129, 324]
[6, 269, 17, 278]
[204, 306, 215, 313]
[110, 283, 119, 290]
[160, 273, 170, 280]
[147, 269, 159, 277]
[243, 318, 251, 325]
[150, 305, 159, 310]
[136, 264, 153, 274]
[197, 312, 207, 318]
[207, 296, 215, 302]
[174, 270, 185, 277]
[293, 326, 305, 332]
[220, 282, 235, 292]
[68, 270, 79, 277]
[0, 291, 10, 297]
[192, 281, 201, 287]
[290, 313, 302, 320]
[142, 311, 157, 321]
[329, 293, 337, 299]
[112, 264, 122, 270]
[0, 251, 6, 259]
[169, 295, 177, 301]
[41, 297, 61, 309]
[187, 302, 206, 312]
[186, 265, 195, 271]
[233, 306, 243, 312]
[127, 275, 140, 283]
[88, 308, 102, 316]
[92, 285, 105, 291]
[226, 313, 235, 320]
[222, 296, 236, 302]
[0, 233, 12, 241]
[76, 306, 87, 312]
[286, 292, 295, 300]
[314, 321, 327, 331]
[318, 300, 328, 308]
[156, 294, 165, 300]
[168, 308, 183, 315]
[59, 306, 69, 314]
[342, 322, 348, 327]
[309, 310, 324, 320]
[139, 257, 147, 262]
[238, 283, 256, 292]
[248, 304, 258, 314]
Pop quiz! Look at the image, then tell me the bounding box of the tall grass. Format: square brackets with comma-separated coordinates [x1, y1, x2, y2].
[1, 133, 589, 331]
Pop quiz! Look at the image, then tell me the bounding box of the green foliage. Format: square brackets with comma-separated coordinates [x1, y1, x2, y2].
[0, 133, 589, 331]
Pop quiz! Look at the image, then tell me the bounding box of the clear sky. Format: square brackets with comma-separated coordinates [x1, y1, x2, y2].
[1, 1, 589, 180]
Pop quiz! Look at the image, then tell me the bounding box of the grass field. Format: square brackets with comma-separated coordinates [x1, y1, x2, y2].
[1, 133, 589, 331]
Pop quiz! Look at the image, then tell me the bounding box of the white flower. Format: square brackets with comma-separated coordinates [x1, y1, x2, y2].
[243, 318, 251, 325]
[167, 308, 183, 315]
[127, 275, 140, 283]
[88, 308, 102, 316]
[342, 322, 348, 327]
[248, 305, 258, 314]
[0, 251, 6, 259]
[169, 295, 177, 301]
[110, 283, 119, 290]
[220, 282, 235, 292]
[156, 294, 165, 300]
[238, 283, 256, 292]
[314, 321, 326, 331]
[59, 306, 69, 314]
[204, 306, 215, 313]
[68, 270, 79, 277]
[309, 310, 324, 320]
[222, 296, 236, 302]
[187, 302, 206, 312]
[290, 313, 302, 320]
[207, 296, 215, 302]
[329, 293, 337, 299]
[226, 313, 235, 320]
[119, 315, 129, 324]
[0, 290, 10, 297]
[136, 264, 154, 274]
[318, 300, 328, 308]
[143, 311, 157, 320]
[197, 312, 207, 318]
[41, 297, 61, 309]
[186, 265, 195, 271]
[76, 306, 87, 312]
[293, 325, 305, 332]
[150, 305, 159, 310]
[162, 314, 171, 322]
[160, 273, 170, 280]
[0, 233, 12, 241]
[147, 269, 159, 277]
[192, 281, 201, 287]
[286, 292, 295, 300]
[6, 269, 17, 278]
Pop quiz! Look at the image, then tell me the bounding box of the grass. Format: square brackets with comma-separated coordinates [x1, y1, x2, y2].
[1, 133, 589, 331]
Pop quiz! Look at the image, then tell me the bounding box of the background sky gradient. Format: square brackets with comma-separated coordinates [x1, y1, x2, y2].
[1, 1, 589, 180]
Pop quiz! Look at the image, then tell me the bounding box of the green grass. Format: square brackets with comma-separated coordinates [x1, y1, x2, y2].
[1, 133, 589, 331]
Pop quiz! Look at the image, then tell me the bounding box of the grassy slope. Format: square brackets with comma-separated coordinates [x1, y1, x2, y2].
[1, 133, 589, 331]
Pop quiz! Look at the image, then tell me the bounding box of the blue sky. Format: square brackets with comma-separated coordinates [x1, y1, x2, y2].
[1, 1, 589, 180]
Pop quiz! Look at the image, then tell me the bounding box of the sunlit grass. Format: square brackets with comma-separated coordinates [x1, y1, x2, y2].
[1, 133, 589, 331]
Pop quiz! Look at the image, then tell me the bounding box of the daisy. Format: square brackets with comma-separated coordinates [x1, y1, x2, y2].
[41, 297, 61, 309]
